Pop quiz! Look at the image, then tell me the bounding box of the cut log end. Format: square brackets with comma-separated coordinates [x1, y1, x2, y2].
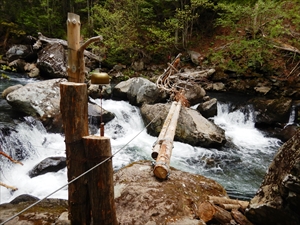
[153, 165, 168, 179]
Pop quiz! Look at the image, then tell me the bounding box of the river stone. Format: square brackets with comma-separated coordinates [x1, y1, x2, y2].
[114, 160, 227, 224]
[245, 130, 300, 225]
[28, 156, 66, 178]
[2, 84, 23, 98]
[196, 98, 218, 118]
[140, 103, 226, 147]
[249, 97, 292, 125]
[113, 77, 168, 105]
[5, 45, 37, 62]
[6, 78, 66, 118]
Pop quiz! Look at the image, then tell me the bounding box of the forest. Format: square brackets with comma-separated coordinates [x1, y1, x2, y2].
[1, 0, 300, 76]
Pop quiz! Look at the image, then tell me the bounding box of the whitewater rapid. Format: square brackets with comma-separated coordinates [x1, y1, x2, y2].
[0, 99, 281, 203]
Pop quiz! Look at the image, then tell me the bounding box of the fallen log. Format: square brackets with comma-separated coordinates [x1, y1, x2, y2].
[213, 205, 233, 224]
[231, 209, 254, 225]
[151, 101, 178, 160]
[197, 201, 216, 222]
[35, 32, 102, 62]
[208, 196, 249, 210]
[153, 101, 182, 179]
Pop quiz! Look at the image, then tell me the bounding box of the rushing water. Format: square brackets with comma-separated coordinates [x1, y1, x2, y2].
[0, 71, 282, 203]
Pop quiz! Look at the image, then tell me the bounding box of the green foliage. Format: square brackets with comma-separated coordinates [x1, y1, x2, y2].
[1, 73, 10, 80]
[0, 64, 16, 72]
[208, 0, 300, 73]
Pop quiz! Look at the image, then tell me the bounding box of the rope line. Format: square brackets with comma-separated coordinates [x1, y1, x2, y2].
[0, 114, 159, 225]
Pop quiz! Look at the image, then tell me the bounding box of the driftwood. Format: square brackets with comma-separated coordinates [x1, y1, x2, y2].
[0, 151, 23, 191]
[197, 198, 252, 225]
[0, 151, 23, 165]
[0, 182, 18, 191]
[35, 32, 102, 62]
[208, 195, 249, 210]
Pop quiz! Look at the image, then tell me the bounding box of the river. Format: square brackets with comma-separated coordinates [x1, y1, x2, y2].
[0, 70, 282, 203]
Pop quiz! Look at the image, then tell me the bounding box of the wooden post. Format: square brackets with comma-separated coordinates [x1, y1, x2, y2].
[60, 82, 90, 224]
[67, 13, 81, 83]
[153, 101, 182, 179]
[82, 136, 118, 225]
[151, 102, 178, 160]
[67, 13, 102, 83]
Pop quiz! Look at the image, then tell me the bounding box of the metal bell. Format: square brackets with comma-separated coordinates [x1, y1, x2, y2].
[90, 72, 110, 85]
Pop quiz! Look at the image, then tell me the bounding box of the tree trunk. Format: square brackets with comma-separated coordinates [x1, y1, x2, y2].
[82, 136, 118, 225]
[153, 101, 181, 179]
[60, 82, 90, 224]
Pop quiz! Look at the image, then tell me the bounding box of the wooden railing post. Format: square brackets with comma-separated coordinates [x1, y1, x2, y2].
[63, 12, 113, 225]
[60, 82, 90, 224]
[82, 136, 118, 225]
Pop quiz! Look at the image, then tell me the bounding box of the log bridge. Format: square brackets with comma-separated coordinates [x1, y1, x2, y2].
[152, 54, 190, 180]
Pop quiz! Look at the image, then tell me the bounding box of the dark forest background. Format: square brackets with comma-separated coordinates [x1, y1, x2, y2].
[1, 0, 300, 76]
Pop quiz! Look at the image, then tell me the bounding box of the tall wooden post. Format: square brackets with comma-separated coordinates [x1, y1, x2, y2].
[60, 82, 90, 224]
[82, 136, 118, 225]
[64, 12, 113, 224]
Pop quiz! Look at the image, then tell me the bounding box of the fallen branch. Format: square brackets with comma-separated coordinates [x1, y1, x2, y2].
[0, 182, 18, 191]
[0, 151, 23, 165]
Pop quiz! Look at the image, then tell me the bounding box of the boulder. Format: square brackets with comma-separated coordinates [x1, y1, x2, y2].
[28, 156, 66, 178]
[88, 102, 115, 127]
[5, 78, 66, 118]
[5, 44, 37, 62]
[114, 160, 227, 224]
[0, 198, 68, 224]
[113, 77, 168, 105]
[197, 98, 218, 118]
[140, 103, 226, 147]
[37, 43, 67, 78]
[249, 97, 292, 126]
[245, 130, 300, 225]
[183, 83, 206, 106]
[2, 84, 23, 98]
[187, 50, 204, 65]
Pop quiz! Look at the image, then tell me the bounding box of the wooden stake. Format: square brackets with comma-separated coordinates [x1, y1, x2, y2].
[82, 136, 118, 225]
[60, 82, 90, 224]
[153, 101, 182, 179]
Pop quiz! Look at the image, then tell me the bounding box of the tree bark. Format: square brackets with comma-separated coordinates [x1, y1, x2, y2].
[82, 136, 118, 225]
[60, 82, 90, 225]
[153, 101, 181, 179]
[208, 196, 249, 210]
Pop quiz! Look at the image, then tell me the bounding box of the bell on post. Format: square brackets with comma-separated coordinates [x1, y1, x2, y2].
[90, 72, 110, 137]
[91, 72, 110, 85]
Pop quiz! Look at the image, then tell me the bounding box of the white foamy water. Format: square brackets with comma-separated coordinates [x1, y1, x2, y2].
[0, 99, 282, 203]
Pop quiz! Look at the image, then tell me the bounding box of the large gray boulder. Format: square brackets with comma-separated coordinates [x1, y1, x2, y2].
[113, 77, 168, 105]
[245, 130, 300, 225]
[6, 78, 66, 118]
[140, 103, 226, 147]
